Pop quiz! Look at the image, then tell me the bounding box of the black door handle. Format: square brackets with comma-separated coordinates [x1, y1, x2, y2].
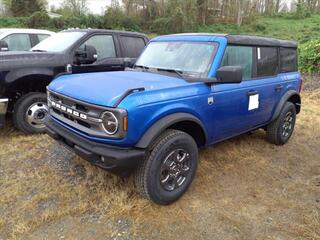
[247, 90, 258, 96]
[275, 84, 283, 91]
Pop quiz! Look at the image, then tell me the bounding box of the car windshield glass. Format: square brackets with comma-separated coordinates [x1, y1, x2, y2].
[135, 41, 217, 76]
[31, 32, 86, 52]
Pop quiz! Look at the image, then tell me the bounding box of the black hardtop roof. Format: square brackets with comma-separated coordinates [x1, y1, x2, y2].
[226, 34, 297, 48]
[169, 33, 297, 48]
[62, 28, 148, 38]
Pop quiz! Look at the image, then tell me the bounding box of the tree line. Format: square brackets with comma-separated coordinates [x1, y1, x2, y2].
[0, 0, 319, 33]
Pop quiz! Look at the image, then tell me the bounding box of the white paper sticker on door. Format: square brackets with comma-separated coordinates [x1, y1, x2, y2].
[248, 94, 259, 111]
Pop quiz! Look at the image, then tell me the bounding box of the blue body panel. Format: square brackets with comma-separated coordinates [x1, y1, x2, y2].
[48, 34, 301, 148]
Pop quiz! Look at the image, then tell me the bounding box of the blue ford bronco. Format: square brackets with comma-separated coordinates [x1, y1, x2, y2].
[46, 34, 302, 205]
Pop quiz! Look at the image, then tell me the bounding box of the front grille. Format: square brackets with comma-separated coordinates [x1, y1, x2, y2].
[48, 90, 110, 137]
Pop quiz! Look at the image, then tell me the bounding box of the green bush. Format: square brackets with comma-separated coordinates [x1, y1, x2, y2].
[0, 17, 27, 28]
[27, 11, 50, 28]
[299, 40, 320, 73]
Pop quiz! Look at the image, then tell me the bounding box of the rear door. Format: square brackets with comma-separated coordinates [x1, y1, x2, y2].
[72, 33, 124, 74]
[209, 45, 281, 142]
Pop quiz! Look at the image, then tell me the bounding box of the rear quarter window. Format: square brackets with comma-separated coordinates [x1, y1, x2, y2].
[120, 36, 146, 58]
[280, 48, 297, 72]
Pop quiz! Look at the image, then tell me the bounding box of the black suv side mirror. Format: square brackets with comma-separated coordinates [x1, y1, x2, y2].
[216, 66, 243, 83]
[75, 44, 98, 65]
[0, 40, 9, 51]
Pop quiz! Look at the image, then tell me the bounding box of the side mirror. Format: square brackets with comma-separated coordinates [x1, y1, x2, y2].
[216, 66, 243, 83]
[0, 40, 9, 51]
[123, 58, 137, 69]
[75, 44, 97, 65]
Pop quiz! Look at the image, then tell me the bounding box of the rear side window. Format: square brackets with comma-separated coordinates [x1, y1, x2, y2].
[257, 47, 278, 77]
[2, 33, 32, 51]
[221, 46, 253, 80]
[120, 36, 146, 58]
[280, 48, 297, 72]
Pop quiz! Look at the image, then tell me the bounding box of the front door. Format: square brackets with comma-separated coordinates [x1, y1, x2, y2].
[72, 34, 124, 74]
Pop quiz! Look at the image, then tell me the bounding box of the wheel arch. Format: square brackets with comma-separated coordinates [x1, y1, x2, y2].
[6, 74, 52, 111]
[135, 112, 208, 149]
[271, 90, 301, 122]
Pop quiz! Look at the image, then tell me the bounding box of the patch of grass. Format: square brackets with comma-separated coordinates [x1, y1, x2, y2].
[199, 14, 320, 43]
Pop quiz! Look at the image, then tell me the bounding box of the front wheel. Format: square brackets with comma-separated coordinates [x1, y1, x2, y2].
[134, 129, 198, 205]
[13, 92, 48, 134]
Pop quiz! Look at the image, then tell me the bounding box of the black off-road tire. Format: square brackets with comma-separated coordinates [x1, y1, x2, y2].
[134, 129, 199, 205]
[266, 102, 296, 145]
[13, 92, 48, 134]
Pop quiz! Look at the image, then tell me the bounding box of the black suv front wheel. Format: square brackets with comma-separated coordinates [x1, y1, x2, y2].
[135, 129, 198, 205]
[266, 102, 296, 145]
[13, 92, 48, 134]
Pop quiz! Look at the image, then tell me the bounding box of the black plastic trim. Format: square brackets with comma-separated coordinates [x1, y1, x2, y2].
[135, 113, 207, 149]
[46, 118, 145, 176]
[271, 90, 301, 122]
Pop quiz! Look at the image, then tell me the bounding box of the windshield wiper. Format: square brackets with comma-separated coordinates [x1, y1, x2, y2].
[155, 68, 184, 78]
[31, 49, 47, 52]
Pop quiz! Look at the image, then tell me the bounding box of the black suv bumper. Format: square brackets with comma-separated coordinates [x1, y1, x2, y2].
[46, 118, 146, 176]
[0, 98, 9, 128]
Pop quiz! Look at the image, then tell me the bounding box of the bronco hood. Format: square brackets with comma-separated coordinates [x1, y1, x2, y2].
[48, 71, 190, 107]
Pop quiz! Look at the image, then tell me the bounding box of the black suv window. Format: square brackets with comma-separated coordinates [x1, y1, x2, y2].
[257, 47, 278, 77]
[79, 35, 116, 60]
[221, 46, 253, 80]
[120, 36, 146, 58]
[280, 48, 297, 73]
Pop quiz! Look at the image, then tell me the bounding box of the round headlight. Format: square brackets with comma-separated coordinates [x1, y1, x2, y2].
[101, 111, 118, 135]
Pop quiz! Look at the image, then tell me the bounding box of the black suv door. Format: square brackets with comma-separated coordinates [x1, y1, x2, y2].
[71, 33, 124, 74]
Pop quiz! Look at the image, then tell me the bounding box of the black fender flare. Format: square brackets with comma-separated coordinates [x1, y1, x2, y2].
[271, 90, 301, 122]
[135, 112, 208, 149]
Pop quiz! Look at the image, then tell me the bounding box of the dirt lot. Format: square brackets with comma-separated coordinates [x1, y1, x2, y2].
[0, 76, 319, 240]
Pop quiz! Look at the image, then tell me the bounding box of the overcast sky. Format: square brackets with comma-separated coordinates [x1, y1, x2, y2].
[48, 0, 112, 15]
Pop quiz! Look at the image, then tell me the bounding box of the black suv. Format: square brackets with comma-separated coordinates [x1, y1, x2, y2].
[0, 29, 149, 133]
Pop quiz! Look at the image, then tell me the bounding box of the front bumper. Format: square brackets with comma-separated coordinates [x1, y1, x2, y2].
[46, 118, 146, 176]
[0, 98, 9, 128]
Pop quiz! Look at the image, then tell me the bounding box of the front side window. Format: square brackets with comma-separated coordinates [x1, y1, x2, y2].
[221, 46, 253, 80]
[3, 33, 31, 51]
[257, 47, 278, 77]
[79, 35, 116, 60]
[280, 48, 297, 73]
[135, 41, 217, 76]
[31, 32, 86, 52]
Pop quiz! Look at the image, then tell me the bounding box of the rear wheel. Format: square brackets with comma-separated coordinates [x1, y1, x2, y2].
[134, 129, 198, 205]
[266, 102, 296, 145]
[13, 92, 48, 134]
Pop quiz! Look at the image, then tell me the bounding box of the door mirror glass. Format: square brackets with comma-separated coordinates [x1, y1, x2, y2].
[0, 40, 9, 51]
[216, 66, 243, 83]
[75, 44, 98, 65]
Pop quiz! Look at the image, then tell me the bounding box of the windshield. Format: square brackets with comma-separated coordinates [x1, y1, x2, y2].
[31, 32, 86, 52]
[135, 41, 217, 76]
